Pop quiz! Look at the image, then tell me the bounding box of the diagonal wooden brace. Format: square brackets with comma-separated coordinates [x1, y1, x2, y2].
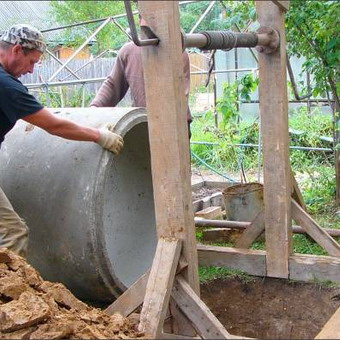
[236, 169, 306, 249]
[172, 275, 232, 339]
[235, 209, 265, 249]
[105, 268, 150, 317]
[291, 199, 340, 257]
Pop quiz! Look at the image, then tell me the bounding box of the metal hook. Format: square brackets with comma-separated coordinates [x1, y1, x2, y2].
[124, 0, 159, 47]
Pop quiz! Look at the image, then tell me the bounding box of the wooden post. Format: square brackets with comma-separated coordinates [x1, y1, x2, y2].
[137, 1, 200, 337]
[138, 0, 199, 293]
[256, 1, 292, 278]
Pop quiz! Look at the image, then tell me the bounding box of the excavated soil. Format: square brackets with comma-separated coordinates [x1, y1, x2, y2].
[2, 247, 340, 339]
[201, 276, 340, 339]
[0, 249, 144, 339]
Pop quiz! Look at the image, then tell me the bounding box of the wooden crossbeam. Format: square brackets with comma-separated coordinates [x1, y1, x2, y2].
[256, 0, 292, 278]
[198, 245, 267, 276]
[198, 245, 340, 282]
[291, 199, 340, 257]
[139, 238, 182, 338]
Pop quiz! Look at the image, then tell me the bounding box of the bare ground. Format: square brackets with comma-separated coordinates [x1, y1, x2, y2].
[201, 276, 340, 339]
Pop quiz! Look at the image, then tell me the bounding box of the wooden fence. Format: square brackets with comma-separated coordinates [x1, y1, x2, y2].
[20, 53, 209, 106]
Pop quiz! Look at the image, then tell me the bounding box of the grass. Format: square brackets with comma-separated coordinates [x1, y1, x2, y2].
[199, 266, 254, 284]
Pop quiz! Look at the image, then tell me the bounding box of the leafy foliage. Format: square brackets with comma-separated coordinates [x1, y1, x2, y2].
[286, 1, 340, 106]
[49, 1, 129, 52]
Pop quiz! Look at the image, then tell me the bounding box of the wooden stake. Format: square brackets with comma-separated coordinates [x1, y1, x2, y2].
[256, 0, 292, 278]
[139, 238, 182, 338]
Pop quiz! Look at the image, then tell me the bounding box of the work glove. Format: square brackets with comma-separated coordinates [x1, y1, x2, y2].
[97, 124, 124, 155]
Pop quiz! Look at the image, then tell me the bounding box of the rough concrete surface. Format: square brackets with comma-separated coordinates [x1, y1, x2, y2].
[0, 249, 144, 339]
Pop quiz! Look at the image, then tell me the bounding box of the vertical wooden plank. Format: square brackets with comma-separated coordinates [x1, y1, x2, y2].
[138, 1, 200, 293]
[139, 238, 182, 338]
[256, 1, 292, 278]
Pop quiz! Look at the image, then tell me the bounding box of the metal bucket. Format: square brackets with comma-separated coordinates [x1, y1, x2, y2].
[223, 182, 264, 222]
[0, 107, 157, 302]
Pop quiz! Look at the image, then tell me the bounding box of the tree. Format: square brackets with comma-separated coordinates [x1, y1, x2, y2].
[49, 1, 131, 53]
[286, 0, 339, 109]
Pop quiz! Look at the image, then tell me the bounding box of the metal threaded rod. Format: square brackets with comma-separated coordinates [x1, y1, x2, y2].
[201, 31, 258, 50]
[184, 28, 279, 54]
[185, 31, 258, 49]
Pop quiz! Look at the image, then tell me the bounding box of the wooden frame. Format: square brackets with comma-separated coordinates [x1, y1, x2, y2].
[108, 0, 340, 338]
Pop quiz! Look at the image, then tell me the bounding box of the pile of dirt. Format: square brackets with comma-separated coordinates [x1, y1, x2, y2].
[0, 249, 144, 339]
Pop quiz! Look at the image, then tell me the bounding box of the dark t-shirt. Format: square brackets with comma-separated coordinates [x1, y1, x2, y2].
[0, 64, 43, 147]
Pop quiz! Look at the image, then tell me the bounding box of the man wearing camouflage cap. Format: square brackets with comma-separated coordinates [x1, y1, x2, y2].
[0, 24, 124, 256]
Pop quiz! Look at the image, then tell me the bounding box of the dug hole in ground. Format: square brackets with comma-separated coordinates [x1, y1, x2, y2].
[192, 167, 340, 339]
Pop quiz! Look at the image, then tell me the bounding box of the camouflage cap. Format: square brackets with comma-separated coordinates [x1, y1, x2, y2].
[0, 24, 46, 53]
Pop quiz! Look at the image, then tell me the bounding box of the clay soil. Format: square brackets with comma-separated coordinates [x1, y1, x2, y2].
[0, 249, 143, 339]
[200, 276, 340, 339]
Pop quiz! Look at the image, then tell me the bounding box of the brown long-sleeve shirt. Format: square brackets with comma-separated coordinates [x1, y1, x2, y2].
[91, 42, 192, 122]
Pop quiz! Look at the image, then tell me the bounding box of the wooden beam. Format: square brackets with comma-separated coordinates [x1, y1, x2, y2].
[256, 0, 292, 278]
[291, 199, 340, 257]
[104, 269, 150, 317]
[315, 306, 340, 339]
[169, 297, 198, 337]
[139, 238, 182, 338]
[272, 1, 290, 12]
[138, 0, 199, 294]
[235, 210, 265, 248]
[289, 254, 340, 282]
[198, 245, 340, 283]
[197, 245, 267, 276]
[172, 276, 232, 339]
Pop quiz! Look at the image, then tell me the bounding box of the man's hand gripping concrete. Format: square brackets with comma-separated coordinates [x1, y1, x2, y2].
[97, 123, 124, 155]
